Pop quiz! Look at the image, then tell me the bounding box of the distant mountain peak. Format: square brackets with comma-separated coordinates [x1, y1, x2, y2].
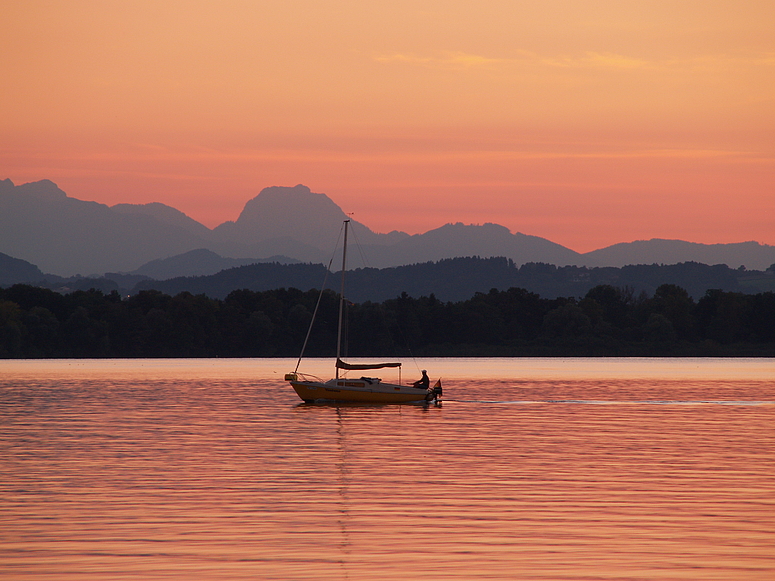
[437, 222, 512, 233]
[11, 179, 68, 201]
[111, 201, 212, 236]
[582, 238, 775, 269]
[265, 183, 311, 195]
[211, 184, 376, 253]
[235, 184, 341, 226]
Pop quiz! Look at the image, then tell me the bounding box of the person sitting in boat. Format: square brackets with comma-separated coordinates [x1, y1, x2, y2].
[413, 369, 430, 389]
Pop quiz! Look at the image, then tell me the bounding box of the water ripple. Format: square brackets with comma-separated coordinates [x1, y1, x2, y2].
[1, 358, 774, 580]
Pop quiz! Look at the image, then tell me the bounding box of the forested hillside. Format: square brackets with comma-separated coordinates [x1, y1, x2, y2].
[131, 257, 771, 302]
[1, 283, 773, 358]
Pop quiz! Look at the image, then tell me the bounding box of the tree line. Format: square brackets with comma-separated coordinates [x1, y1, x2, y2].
[1, 283, 774, 358]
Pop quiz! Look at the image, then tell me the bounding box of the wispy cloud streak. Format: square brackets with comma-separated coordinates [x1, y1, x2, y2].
[375, 50, 775, 72]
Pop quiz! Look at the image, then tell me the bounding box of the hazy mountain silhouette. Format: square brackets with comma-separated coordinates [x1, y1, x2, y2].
[111, 202, 212, 237]
[131, 248, 298, 279]
[582, 239, 775, 270]
[2, 178, 774, 278]
[215, 185, 357, 243]
[0, 179, 211, 276]
[210, 184, 409, 261]
[133, 262, 330, 299]
[358, 222, 581, 268]
[0, 252, 44, 285]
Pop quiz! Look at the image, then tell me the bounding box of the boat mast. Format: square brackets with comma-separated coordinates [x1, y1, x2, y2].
[335, 219, 349, 378]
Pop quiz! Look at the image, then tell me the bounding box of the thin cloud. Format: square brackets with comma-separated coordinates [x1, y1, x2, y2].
[376, 50, 775, 73]
[374, 51, 506, 68]
[580, 52, 652, 70]
[375, 50, 652, 70]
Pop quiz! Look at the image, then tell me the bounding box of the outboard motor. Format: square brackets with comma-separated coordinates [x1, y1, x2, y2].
[426, 379, 443, 404]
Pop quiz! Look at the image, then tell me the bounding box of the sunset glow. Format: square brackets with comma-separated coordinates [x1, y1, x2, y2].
[2, 1, 773, 251]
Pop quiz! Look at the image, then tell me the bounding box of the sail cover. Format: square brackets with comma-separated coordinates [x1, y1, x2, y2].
[336, 358, 402, 370]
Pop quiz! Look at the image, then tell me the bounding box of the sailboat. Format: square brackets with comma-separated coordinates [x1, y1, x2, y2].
[285, 220, 442, 404]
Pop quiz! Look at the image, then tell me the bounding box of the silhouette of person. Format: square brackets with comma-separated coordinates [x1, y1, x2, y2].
[413, 369, 430, 389]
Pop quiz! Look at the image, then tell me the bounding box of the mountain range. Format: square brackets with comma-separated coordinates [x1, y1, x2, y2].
[2, 178, 774, 280]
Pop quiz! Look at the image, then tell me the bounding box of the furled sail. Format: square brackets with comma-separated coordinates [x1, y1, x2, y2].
[335, 358, 402, 371]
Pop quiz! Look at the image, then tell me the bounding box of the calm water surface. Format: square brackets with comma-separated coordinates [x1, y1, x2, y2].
[1, 358, 773, 580]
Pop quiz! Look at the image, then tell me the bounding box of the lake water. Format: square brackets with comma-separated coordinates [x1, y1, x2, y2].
[1, 358, 774, 580]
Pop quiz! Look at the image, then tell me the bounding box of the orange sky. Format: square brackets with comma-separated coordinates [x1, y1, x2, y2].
[2, 1, 773, 252]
